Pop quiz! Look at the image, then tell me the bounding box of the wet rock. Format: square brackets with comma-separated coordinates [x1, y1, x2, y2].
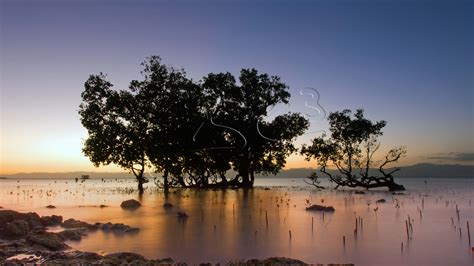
[96, 222, 139, 233]
[376, 199, 386, 203]
[305, 205, 335, 212]
[120, 199, 141, 209]
[27, 231, 68, 251]
[163, 202, 173, 209]
[99, 204, 108, 208]
[153, 257, 174, 264]
[5, 253, 43, 264]
[62, 218, 98, 230]
[245, 257, 307, 265]
[103, 252, 147, 264]
[0, 210, 43, 229]
[177, 212, 188, 218]
[42, 250, 103, 264]
[57, 228, 87, 241]
[40, 215, 63, 226]
[45, 205, 56, 209]
[5, 220, 29, 237]
[69, 251, 103, 261]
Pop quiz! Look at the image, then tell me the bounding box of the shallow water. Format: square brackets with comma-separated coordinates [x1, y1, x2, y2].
[1, 177, 473, 265]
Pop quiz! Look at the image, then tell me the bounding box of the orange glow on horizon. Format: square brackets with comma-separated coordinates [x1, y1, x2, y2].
[0, 149, 453, 175]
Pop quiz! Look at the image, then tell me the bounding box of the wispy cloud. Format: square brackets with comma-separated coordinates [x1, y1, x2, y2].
[426, 152, 474, 162]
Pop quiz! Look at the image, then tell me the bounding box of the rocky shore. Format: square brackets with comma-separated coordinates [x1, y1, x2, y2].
[0, 209, 311, 265]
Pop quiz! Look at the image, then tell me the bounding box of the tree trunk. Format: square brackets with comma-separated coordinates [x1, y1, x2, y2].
[220, 173, 228, 184]
[239, 157, 252, 188]
[241, 171, 251, 187]
[137, 178, 145, 195]
[333, 177, 405, 191]
[387, 181, 405, 191]
[163, 169, 169, 192]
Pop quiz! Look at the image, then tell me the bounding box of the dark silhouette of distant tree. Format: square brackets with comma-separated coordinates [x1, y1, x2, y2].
[301, 109, 406, 191]
[79, 74, 150, 194]
[79, 56, 308, 190]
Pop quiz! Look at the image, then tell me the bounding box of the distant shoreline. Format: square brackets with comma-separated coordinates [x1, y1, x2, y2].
[1, 176, 474, 180]
[1, 163, 472, 179]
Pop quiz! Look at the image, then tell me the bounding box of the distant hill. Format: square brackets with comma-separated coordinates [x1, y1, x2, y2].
[254, 163, 473, 179]
[392, 163, 473, 178]
[2, 163, 472, 179]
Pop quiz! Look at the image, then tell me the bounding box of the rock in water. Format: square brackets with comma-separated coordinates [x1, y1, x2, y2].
[96, 222, 139, 233]
[163, 202, 173, 209]
[246, 257, 307, 265]
[46, 205, 56, 209]
[41, 215, 63, 226]
[305, 205, 335, 212]
[376, 199, 386, 203]
[58, 228, 87, 241]
[62, 219, 98, 230]
[120, 199, 141, 209]
[177, 212, 188, 218]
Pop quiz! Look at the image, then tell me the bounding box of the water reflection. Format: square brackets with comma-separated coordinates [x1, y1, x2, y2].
[0, 178, 473, 265]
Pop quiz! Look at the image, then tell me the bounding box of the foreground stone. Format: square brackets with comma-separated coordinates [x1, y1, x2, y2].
[231, 257, 307, 265]
[62, 218, 98, 230]
[0, 210, 44, 230]
[57, 228, 88, 241]
[41, 215, 63, 226]
[163, 202, 173, 209]
[96, 222, 139, 233]
[2, 251, 313, 265]
[4, 220, 29, 237]
[121, 199, 141, 209]
[0, 210, 314, 265]
[2, 250, 174, 265]
[0, 210, 139, 253]
[305, 205, 335, 212]
[27, 231, 68, 251]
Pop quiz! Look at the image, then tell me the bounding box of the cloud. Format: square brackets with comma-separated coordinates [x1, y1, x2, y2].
[426, 152, 474, 162]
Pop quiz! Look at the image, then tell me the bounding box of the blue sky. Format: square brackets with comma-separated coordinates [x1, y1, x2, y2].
[1, 0, 473, 173]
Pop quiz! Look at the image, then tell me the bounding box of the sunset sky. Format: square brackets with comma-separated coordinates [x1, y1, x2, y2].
[1, 0, 473, 174]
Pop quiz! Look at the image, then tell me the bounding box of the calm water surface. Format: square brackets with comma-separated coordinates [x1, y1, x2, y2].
[0, 177, 473, 265]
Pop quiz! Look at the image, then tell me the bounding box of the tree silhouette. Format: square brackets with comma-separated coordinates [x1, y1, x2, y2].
[79, 56, 308, 190]
[79, 74, 150, 194]
[201, 70, 309, 187]
[301, 109, 406, 191]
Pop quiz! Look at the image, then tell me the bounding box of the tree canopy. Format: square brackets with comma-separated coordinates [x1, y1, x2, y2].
[79, 56, 309, 191]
